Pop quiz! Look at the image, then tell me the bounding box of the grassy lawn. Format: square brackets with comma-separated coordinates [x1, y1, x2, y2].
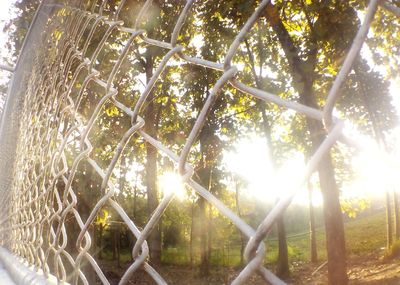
[282, 209, 387, 263]
[160, 210, 388, 266]
[99, 209, 388, 268]
[344, 210, 387, 257]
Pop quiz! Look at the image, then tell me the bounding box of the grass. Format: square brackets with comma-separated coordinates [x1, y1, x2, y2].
[100, 248, 133, 264]
[344, 210, 387, 257]
[161, 209, 388, 266]
[99, 209, 389, 268]
[162, 247, 192, 265]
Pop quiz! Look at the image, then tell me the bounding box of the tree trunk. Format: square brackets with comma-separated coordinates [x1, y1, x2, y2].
[386, 192, 393, 248]
[99, 224, 103, 260]
[207, 171, 213, 268]
[198, 127, 212, 276]
[261, 107, 290, 278]
[306, 109, 347, 285]
[113, 226, 117, 260]
[245, 36, 290, 277]
[133, 176, 138, 218]
[190, 201, 195, 266]
[394, 191, 400, 240]
[119, 155, 127, 194]
[198, 195, 209, 276]
[144, 52, 162, 264]
[276, 214, 290, 278]
[117, 226, 121, 268]
[77, 165, 97, 284]
[235, 179, 245, 266]
[207, 204, 212, 265]
[308, 181, 318, 263]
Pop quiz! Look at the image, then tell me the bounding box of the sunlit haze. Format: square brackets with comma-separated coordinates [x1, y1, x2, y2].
[159, 171, 186, 200]
[223, 135, 323, 206]
[224, 123, 400, 207]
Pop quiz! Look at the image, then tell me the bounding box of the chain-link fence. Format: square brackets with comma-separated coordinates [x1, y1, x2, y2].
[0, 0, 398, 284]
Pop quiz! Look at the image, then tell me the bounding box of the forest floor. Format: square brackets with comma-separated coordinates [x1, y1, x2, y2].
[101, 210, 400, 284]
[291, 253, 400, 285]
[102, 252, 400, 284]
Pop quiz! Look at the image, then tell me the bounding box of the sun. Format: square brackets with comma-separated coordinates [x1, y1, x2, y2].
[223, 134, 323, 206]
[159, 172, 186, 200]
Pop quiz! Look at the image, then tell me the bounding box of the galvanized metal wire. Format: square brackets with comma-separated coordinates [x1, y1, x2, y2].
[0, 0, 397, 284]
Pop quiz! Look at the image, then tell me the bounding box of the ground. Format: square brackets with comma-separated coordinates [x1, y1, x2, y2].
[101, 252, 400, 284]
[291, 253, 400, 285]
[100, 211, 400, 284]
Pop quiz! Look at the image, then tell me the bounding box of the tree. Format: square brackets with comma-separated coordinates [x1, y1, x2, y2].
[242, 36, 290, 277]
[262, 4, 347, 282]
[259, 2, 397, 283]
[117, 0, 190, 264]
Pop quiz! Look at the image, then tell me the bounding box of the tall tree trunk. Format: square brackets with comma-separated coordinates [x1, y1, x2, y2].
[308, 180, 318, 263]
[276, 214, 289, 278]
[245, 37, 290, 277]
[116, 225, 121, 268]
[207, 204, 212, 266]
[133, 173, 138, 218]
[113, 225, 117, 260]
[207, 170, 213, 268]
[235, 179, 245, 266]
[261, 99, 289, 279]
[120, 155, 127, 197]
[99, 224, 103, 260]
[76, 165, 97, 284]
[117, 156, 126, 265]
[198, 125, 213, 276]
[394, 191, 400, 240]
[190, 201, 195, 266]
[304, 91, 347, 285]
[386, 192, 393, 248]
[198, 195, 209, 275]
[144, 52, 162, 264]
[264, 4, 347, 284]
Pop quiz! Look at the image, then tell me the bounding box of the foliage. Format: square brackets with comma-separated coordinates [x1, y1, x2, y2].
[341, 198, 371, 218]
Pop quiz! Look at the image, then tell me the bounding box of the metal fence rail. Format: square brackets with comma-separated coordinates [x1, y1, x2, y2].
[0, 0, 397, 284]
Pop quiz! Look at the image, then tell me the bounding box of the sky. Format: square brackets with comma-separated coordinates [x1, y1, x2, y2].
[0, 1, 16, 62]
[0, 1, 17, 110]
[0, 0, 17, 91]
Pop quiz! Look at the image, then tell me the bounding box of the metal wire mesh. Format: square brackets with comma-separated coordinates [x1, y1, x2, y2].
[0, 0, 398, 284]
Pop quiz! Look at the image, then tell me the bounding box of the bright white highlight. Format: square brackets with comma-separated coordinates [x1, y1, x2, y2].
[159, 172, 186, 199]
[223, 135, 323, 205]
